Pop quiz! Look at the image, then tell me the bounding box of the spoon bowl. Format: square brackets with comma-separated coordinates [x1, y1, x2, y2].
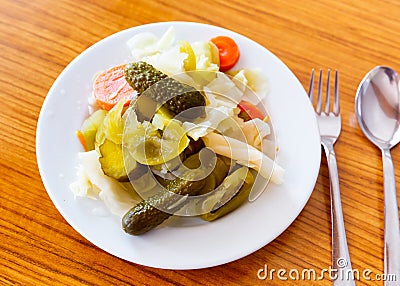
[355, 65, 400, 284]
[356, 66, 400, 150]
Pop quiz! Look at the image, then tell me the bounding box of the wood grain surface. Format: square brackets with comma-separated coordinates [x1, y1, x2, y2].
[2, 0, 400, 285]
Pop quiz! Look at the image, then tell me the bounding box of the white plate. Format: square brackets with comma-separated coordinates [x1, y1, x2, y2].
[36, 22, 321, 269]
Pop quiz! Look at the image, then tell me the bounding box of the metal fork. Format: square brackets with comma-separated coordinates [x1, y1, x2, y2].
[309, 69, 355, 285]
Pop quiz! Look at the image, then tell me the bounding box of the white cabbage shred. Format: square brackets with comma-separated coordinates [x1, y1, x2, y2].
[230, 69, 269, 105]
[202, 132, 284, 184]
[70, 151, 140, 217]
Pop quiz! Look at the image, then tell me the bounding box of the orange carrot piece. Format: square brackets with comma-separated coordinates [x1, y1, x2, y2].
[93, 64, 136, 111]
[76, 130, 88, 151]
[210, 36, 240, 72]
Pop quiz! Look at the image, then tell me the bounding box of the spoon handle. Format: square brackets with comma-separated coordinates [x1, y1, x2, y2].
[322, 140, 355, 285]
[381, 148, 400, 285]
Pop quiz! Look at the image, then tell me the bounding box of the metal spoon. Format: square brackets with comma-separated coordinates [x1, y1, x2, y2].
[355, 66, 400, 284]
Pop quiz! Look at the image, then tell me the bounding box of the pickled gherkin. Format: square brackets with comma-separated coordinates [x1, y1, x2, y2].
[121, 153, 230, 235]
[124, 61, 206, 116]
[122, 177, 203, 235]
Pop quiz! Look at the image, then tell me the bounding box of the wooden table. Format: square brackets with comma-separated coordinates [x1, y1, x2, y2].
[2, 0, 400, 285]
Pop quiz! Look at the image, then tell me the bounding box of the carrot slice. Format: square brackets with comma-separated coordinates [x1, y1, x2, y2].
[76, 130, 88, 151]
[93, 64, 136, 111]
[210, 36, 240, 72]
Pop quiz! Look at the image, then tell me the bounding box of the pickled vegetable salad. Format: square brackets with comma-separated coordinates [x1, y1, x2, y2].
[70, 27, 284, 235]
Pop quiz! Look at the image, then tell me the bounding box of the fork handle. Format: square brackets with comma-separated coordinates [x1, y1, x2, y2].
[381, 148, 400, 286]
[322, 139, 355, 286]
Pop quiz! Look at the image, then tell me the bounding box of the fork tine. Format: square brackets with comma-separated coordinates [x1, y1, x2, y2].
[333, 70, 340, 115]
[316, 69, 323, 114]
[325, 69, 331, 114]
[308, 68, 315, 104]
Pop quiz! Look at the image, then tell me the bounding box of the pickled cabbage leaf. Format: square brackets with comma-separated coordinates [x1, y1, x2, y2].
[70, 150, 140, 217]
[205, 72, 243, 104]
[182, 105, 236, 141]
[202, 132, 284, 184]
[126, 27, 221, 75]
[142, 46, 187, 76]
[191, 41, 220, 71]
[95, 100, 125, 146]
[127, 26, 176, 60]
[181, 77, 244, 140]
[229, 69, 269, 104]
[240, 118, 271, 150]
